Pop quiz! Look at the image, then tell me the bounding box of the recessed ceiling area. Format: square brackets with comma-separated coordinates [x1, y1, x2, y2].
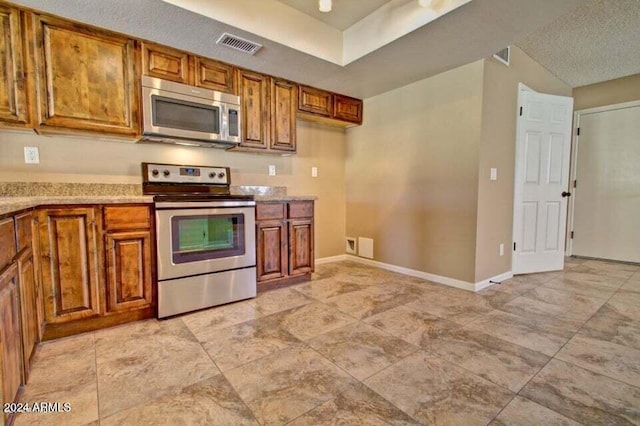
[277, 0, 390, 30]
[162, 0, 472, 65]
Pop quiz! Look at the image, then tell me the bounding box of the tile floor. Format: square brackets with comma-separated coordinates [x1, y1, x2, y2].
[13, 257, 640, 425]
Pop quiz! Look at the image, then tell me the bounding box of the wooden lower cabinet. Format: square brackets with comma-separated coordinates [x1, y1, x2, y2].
[17, 249, 38, 381]
[37, 205, 155, 340]
[0, 264, 23, 426]
[256, 201, 314, 291]
[37, 207, 102, 324]
[257, 220, 287, 281]
[289, 219, 314, 276]
[105, 230, 153, 313]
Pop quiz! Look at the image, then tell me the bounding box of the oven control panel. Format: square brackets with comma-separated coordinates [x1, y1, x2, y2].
[143, 163, 230, 185]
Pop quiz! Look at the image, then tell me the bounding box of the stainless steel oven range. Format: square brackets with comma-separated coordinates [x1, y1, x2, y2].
[142, 162, 256, 318]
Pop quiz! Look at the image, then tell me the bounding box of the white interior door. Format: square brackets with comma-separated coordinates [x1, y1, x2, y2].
[570, 103, 640, 263]
[513, 90, 573, 274]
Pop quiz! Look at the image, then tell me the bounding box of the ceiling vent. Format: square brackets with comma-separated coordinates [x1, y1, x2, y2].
[493, 46, 510, 66]
[216, 33, 262, 55]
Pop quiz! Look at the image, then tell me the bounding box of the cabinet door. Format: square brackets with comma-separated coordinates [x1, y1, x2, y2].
[142, 42, 190, 84]
[257, 220, 287, 281]
[298, 85, 332, 117]
[289, 219, 314, 276]
[32, 15, 139, 135]
[17, 249, 38, 381]
[38, 208, 101, 323]
[238, 70, 269, 149]
[271, 78, 297, 152]
[0, 218, 15, 272]
[0, 5, 28, 126]
[194, 57, 235, 94]
[105, 231, 153, 313]
[0, 263, 23, 422]
[333, 94, 363, 124]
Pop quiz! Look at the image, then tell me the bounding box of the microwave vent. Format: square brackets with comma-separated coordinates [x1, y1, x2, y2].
[216, 33, 262, 55]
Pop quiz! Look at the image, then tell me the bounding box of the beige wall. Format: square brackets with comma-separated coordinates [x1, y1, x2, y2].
[345, 61, 485, 283]
[0, 121, 346, 259]
[475, 46, 572, 281]
[573, 74, 640, 111]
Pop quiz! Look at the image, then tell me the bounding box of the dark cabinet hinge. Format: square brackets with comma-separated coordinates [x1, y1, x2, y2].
[573, 180, 577, 188]
[570, 231, 574, 239]
[519, 107, 523, 116]
[513, 242, 516, 251]
[577, 127, 580, 136]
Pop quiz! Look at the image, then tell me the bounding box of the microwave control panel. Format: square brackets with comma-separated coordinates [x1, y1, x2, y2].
[143, 163, 230, 185]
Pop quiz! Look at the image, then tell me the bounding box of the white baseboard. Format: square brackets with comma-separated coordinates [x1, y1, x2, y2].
[317, 254, 512, 292]
[314, 255, 349, 265]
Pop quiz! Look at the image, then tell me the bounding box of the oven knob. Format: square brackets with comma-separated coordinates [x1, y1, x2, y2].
[218, 172, 225, 179]
[163, 170, 170, 177]
[151, 169, 159, 177]
[208, 172, 215, 178]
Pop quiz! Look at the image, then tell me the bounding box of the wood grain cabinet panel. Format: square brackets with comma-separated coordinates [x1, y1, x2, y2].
[238, 69, 270, 149]
[271, 78, 297, 152]
[0, 263, 23, 424]
[334, 94, 363, 124]
[105, 231, 152, 313]
[37, 207, 101, 324]
[142, 42, 190, 84]
[289, 219, 314, 276]
[288, 201, 313, 219]
[32, 14, 139, 135]
[17, 249, 38, 381]
[194, 57, 235, 93]
[0, 218, 16, 271]
[0, 4, 29, 126]
[256, 202, 285, 221]
[298, 85, 332, 117]
[104, 205, 151, 231]
[257, 220, 287, 281]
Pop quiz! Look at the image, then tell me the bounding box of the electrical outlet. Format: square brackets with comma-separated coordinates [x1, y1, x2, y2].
[499, 243, 504, 256]
[24, 146, 40, 164]
[311, 167, 318, 178]
[490, 168, 498, 181]
[268, 165, 276, 176]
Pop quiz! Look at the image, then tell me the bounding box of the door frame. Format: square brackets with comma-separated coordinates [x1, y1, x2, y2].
[566, 99, 640, 256]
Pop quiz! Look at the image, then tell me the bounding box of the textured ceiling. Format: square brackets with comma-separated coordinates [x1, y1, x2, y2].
[276, 0, 391, 30]
[12, 0, 587, 98]
[517, 0, 640, 88]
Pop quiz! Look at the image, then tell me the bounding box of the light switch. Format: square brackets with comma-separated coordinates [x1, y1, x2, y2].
[268, 165, 276, 176]
[311, 167, 318, 178]
[490, 168, 498, 181]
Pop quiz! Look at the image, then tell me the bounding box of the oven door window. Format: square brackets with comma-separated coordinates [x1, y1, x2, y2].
[171, 213, 245, 264]
[152, 95, 220, 134]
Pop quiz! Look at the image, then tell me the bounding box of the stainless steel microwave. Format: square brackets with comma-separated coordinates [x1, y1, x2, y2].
[140, 76, 241, 148]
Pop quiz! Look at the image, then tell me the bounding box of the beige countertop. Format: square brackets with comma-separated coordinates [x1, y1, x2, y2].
[0, 194, 316, 216]
[0, 196, 154, 216]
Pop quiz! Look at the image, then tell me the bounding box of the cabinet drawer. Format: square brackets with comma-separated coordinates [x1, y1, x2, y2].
[0, 218, 16, 270]
[15, 212, 32, 253]
[104, 206, 151, 230]
[298, 86, 332, 116]
[288, 201, 313, 219]
[256, 203, 285, 221]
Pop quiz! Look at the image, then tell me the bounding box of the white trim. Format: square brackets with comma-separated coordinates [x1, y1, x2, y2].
[314, 255, 349, 265]
[567, 99, 640, 257]
[322, 254, 512, 292]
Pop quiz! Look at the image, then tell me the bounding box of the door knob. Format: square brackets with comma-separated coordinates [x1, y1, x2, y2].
[561, 191, 571, 198]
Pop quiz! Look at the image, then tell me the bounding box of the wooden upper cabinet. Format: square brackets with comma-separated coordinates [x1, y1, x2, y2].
[32, 14, 139, 136]
[298, 85, 332, 117]
[141, 42, 190, 84]
[194, 56, 235, 94]
[334, 94, 363, 124]
[0, 5, 29, 126]
[271, 78, 297, 152]
[238, 69, 270, 149]
[37, 207, 102, 324]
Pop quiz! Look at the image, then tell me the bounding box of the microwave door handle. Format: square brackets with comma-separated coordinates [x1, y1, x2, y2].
[220, 104, 229, 140]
